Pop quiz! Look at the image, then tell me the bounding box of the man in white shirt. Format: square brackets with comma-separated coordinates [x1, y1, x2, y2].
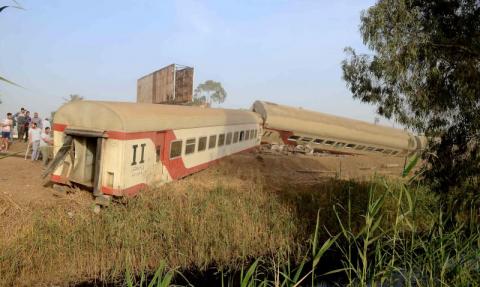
[28, 122, 42, 160]
[40, 127, 53, 166]
[42, 118, 51, 132]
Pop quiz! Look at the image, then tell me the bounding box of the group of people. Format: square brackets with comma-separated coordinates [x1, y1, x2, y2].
[1, 107, 53, 166]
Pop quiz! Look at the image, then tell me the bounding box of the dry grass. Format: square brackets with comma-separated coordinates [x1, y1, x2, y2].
[0, 156, 420, 286]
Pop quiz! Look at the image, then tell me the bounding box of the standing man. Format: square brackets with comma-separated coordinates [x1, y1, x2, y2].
[1, 113, 13, 152]
[42, 117, 51, 132]
[24, 111, 31, 142]
[31, 112, 42, 130]
[10, 112, 15, 142]
[40, 127, 53, 167]
[28, 122, 41, 160]
[15, 108, 27, 141]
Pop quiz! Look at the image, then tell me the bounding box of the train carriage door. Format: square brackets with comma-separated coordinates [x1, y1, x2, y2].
[155, 132, 167, 180]
[64, 129, 106, 196]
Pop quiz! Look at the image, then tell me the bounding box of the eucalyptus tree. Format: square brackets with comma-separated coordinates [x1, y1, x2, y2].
[342, 0, 480, 196]
[193, 80, 227, 106]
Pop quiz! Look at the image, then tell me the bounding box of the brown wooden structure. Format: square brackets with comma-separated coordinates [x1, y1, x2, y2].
[137, 64, 194, 104]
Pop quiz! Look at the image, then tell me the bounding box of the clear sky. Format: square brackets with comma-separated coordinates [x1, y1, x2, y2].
[1, 0, 392, 125]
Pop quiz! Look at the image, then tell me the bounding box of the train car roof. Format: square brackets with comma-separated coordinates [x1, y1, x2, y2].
[54, 101, 262, 132]
[252, 100, 414, 150]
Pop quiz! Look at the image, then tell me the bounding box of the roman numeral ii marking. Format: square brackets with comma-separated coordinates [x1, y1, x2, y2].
[132, 144, 147, 165]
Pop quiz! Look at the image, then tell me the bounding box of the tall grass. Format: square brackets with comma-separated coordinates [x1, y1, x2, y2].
[1, 169, 477, 286]
[0, 169, 368, 286]
[200, 181, 480, 287]
[125, 180, 478, 287]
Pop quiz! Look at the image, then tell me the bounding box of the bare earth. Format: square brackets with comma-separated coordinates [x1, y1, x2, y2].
[0, 141, 59, 206]
[0, 140, 406, 210]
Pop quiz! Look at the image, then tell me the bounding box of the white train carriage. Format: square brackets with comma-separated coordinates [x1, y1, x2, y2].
[51, 101, 262, 196]
[252, 101, 425, 156]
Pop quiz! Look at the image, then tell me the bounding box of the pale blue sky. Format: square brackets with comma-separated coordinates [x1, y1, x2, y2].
[1, 0, 390, 125]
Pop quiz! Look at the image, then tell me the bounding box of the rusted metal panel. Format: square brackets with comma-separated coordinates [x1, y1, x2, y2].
[137, 73, 154, 104]
[174, 66, 194, 103]
[137, 64, 193, 104]
[154, 64, 174, 103]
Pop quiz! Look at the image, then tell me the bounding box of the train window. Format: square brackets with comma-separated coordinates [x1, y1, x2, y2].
[245, 130, 250, 140]
[346, 143, 356, 149]
[218, 134, 225, 146]
[169, 140, 182, 159]
[254, 129, 258, 139]
[383, 149, 392, 154]
[209, 135, 217, 149]
[156, 146, 161, 162]
[302, 137, 313, 142]
[226, 132, 233, 145]
[366, 147, 375, 151]
[239, 131, 244, 141]
[198, 137, 207, 152]
[335, 142, 346, 148]
[325, 140, 335, 145]
[391, 151, 399, 155]
[288, 135, 300, 141]
[233, 131, 239, 143]
[250, 130, 254, 139]
[314, 139, 324, 144]
[185, 138, 196, 155]
[355, 145, 366, 150]
[375, 148, 384, 152]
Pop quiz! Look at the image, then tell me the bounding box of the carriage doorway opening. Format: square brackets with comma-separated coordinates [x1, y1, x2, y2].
[65, 129, 105, 196]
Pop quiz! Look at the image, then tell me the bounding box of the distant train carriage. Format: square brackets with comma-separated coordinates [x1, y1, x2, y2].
[252, 101, 424, 156]
[51, 101, 262, 196]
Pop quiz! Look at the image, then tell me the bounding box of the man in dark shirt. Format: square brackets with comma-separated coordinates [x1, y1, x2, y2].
[24, 111, 31, 142]
[31, 112, 42, 130]
[15, 107, 27, 141]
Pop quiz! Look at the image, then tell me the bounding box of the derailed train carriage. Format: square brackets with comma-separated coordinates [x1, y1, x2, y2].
[49, 100, 424, 197]
[50, 101, 262, 197]
[252, 101, 425, 156]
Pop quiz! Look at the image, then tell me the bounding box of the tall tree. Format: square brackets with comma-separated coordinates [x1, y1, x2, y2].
[342, 0, 480, 196]
[193, 80, 227, 106]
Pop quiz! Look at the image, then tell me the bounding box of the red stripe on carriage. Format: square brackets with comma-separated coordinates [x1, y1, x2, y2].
[106, 131, 158, 141]
[102, 183, 147, 197]
[53, 123, 67, 132]
[51, 174, 68, 184]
